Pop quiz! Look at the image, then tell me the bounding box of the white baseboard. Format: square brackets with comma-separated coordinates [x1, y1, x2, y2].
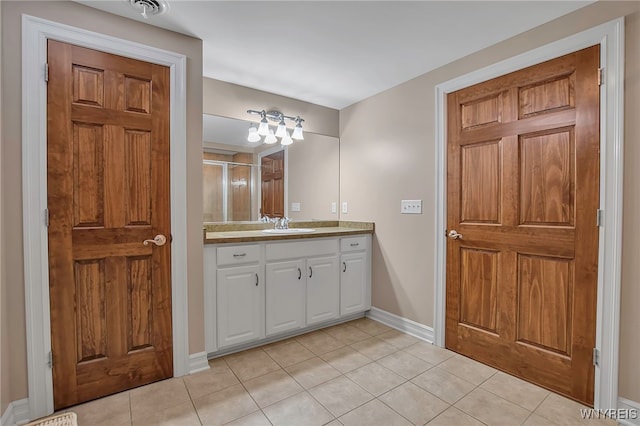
[188, 351, 210, 375]
[617, 397, 640, 426]
[1, 398, 29, 426]
[366, 307, 434, 343]
[1, 403, 13, 426]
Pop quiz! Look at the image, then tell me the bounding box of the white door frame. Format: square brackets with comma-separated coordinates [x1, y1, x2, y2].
[22, 15, 190, 420]
[433, 18, 624, 410]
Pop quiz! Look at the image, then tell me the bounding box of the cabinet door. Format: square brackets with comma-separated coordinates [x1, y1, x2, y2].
[307, 255, 340, 325]
[217, 265, 263, 348]
[266, 259, 306, 336]
[340, 252, 368, 315]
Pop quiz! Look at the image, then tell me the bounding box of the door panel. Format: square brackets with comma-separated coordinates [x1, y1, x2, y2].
[266, 260, 305, 336]
[47, 40, 172, 409]
[459, 248, 498, 333]
[340, 253, 367, 316]
[517, 254, 572, 355]
[307, 256, 340, 325]
[217, 265, 263, 348]
[460, 141, 501, 223]
[446, 46, 599, 405]
[261, 151, 285, 217]
[519, 129, 574, 225]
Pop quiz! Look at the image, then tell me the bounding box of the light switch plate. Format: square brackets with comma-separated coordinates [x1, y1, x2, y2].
[331, 202, 337, 214]
[342, 202, 348, 214]
[291, 202, 301, 212]
[401, 199, 422, 214]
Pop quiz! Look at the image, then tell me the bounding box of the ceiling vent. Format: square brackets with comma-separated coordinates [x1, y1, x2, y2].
[128, 0, 169, 19]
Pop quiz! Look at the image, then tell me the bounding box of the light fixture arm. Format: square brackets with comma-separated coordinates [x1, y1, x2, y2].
[246, 109, 305, 145]
[246, 109, 301, 125]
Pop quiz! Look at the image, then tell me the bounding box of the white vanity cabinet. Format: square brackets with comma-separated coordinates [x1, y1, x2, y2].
[204, 233, 371, 355]
[265, 239, 339, 336]
[265, 259, 306, 336]
[306, 255, 340, 325]
[210, 244, 265, 350]
[340, 236, 371, 315]
[217, 264, 264, 348]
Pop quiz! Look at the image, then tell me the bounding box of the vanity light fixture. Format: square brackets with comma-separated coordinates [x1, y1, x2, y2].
[246, 109, 305, 145]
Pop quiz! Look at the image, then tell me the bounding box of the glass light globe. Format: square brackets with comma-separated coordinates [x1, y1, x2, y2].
[264, 129, 277, 144]
[281, 131, 293, 146]
[247, 126, 261, 143]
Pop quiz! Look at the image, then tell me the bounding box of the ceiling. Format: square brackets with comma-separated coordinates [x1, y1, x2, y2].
[203, 114, 256, 149]
[75, 1, 592, 110]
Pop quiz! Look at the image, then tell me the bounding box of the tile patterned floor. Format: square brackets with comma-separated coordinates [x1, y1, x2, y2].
[56, 318, 616, 426]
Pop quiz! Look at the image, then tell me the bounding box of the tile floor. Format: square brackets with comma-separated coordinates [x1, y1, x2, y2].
[57, 318, 616, 426]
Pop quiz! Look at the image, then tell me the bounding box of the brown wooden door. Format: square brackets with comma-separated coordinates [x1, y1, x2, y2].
[47, 40, 172, 409]
[261, 150, 284, 217]
[445, 46, 600, 405]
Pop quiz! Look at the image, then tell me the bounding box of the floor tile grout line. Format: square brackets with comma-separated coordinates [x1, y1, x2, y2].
[435, 355, 498, 387]
[374, 378, 449, 426]
[128, 391, 133, 426]
[449, 375, 529, 426]
[225, 347, 287, 383]
[376, 395, 429, 426]
[214, 356, 267, 425]
[184, 377, 206, 426]
[525, 393, 564, 426]
[478, 374, 552, 414]
[305, 370, 374, 419]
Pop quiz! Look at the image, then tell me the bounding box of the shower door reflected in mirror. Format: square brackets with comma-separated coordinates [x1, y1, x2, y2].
[203, 151, 256, 222]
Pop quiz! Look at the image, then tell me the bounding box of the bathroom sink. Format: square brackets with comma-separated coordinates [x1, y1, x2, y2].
[262, 228, 316, 234]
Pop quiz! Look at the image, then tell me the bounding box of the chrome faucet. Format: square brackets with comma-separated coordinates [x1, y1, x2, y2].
[275, 217, 291, 230]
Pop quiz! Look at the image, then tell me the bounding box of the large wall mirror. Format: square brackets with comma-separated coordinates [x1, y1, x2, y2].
[203, 114, 340, 223]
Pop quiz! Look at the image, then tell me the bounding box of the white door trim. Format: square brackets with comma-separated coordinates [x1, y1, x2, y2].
[21, 15, 190, 420]
[434, 18, 624, 410]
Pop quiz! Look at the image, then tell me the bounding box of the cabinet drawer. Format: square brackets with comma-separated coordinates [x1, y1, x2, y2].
[217, 244, 260, 266]
[266, 239, 338, 261]
[341, 236, 367, 252]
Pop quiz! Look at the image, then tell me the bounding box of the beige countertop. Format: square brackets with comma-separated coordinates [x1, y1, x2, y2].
[204, 221, 374, 244]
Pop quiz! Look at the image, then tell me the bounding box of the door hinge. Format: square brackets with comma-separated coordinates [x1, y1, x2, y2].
[596, 209, 604, 227]
[47, 351, 53, 369]
[598, 67, 604, 86]
[593, 347, 600, 367]
[44, 208, 49, 227]
[44, 63, 49, 83]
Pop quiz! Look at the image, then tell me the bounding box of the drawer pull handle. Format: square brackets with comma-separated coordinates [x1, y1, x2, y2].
[309, 266, 313, 278]
[342, 262, 347, 273]
[255, 273, 259, 286]
[297, 268, 302, 280]
[350, 243, 360, 247]
[233, 253, 247, 257]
